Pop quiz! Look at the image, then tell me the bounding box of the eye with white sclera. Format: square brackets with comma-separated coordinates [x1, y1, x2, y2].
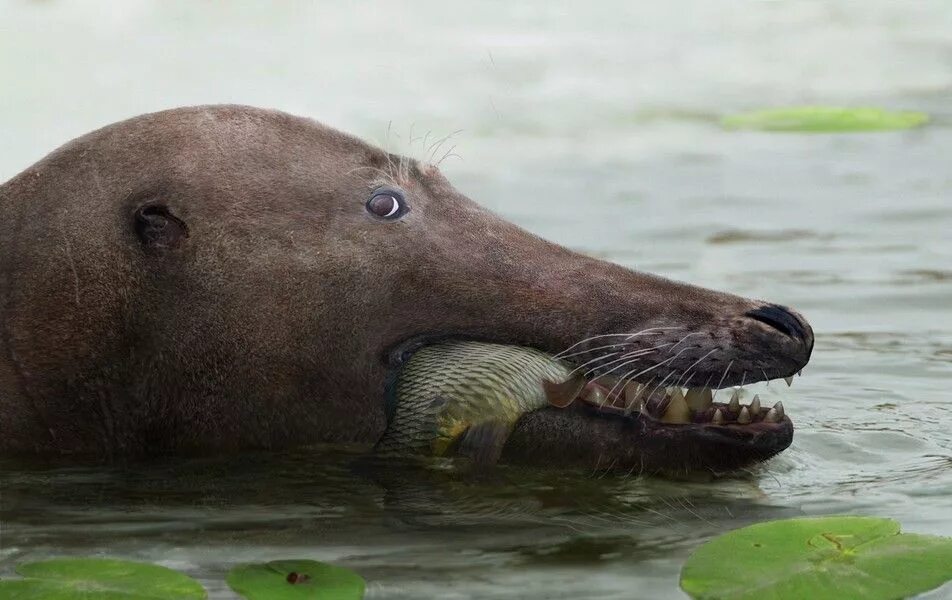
[366, 189, 407, 220]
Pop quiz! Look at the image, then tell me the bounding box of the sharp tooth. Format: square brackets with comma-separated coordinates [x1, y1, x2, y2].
[749, 395, 761, 416]
[685, 387, 713, 411]
[728, 390, 740, 413]
[737, 406, 751, 424]
[784, 376, 793, 387]
[583, 386, 607, 407]
[712, 408, 725, 425]
[624, 382, 643, 403]
[623, 382, 641, 414]
[543, 376, 586, 408]
[661, 389, 691, 424]
[764, 407, 780, 423]
[773, 401, 785, 419]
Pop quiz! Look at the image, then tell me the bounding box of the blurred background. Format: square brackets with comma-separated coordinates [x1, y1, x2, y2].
[2, 1, 951, 598]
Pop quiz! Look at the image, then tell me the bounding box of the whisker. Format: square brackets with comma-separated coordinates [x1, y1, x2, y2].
[646, 370, 677, 399]
[673, 348, 718, 389]
[711, 359, 734, 401]
[605, 363, 655, 407]
[641, 344, 694, 397]
[592, 353, 680, 389]
[565, 351, 622, 377]
[667, 332, 703, 353]
[580, 344, 671, 378]
[552, 327, 683, 358]
[345, 165, 396, 182]
[557, 341, 634, 361]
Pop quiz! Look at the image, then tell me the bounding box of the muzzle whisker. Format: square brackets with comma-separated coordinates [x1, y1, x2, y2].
[602, 344, 688, 403]
[552, 327, 683, 359]
[565, 352, 622, 378]
[604, 363, 654, 405]
[666, 332, 703, 354]
[673, 348, 718, 389]
[556, 341, 637, 361]
[645, 370, 678, 400]
[711, 359, 734, 401]
[580, 344, 671, 379]
[592, 353, 681, 391]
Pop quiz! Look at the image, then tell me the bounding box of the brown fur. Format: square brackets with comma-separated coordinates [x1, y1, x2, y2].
[0, 105, 812, 459]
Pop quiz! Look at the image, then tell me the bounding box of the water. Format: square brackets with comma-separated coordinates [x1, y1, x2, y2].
[1, 1, 951, 598]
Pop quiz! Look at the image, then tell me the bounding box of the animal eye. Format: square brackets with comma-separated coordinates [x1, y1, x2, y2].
[366, 190, 406, 220]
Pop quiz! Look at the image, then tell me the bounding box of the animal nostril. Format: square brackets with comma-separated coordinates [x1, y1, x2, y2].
[746, 304, 809, 342]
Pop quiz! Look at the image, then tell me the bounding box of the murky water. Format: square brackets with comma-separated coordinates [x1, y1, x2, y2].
[2, 1, 951, 598]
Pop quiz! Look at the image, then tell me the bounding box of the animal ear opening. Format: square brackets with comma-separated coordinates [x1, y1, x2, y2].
[134, 204, 188, 253]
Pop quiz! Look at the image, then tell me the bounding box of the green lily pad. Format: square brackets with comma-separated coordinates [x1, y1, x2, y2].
[722, 107, 928, 132]
[680, 516, 952, 600]
[226, 559, 365, 600]
[0, 557, 206, 599]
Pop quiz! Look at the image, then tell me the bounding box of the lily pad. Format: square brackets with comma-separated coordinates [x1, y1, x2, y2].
[722, 107, 928, 132]
[680, 516, 952, 600]
[0, 557, 206, 599]
[226, 559, 365, 600]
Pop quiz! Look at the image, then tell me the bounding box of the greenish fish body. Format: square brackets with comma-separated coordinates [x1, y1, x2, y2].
[377, 340, 572, 460]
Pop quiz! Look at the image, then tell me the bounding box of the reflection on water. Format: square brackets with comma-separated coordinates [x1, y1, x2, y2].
[0, 451, 804, 599]
[2, 1, 951, 598]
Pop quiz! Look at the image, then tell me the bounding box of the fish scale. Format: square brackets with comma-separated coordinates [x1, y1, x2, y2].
[376, 340, 571, 457]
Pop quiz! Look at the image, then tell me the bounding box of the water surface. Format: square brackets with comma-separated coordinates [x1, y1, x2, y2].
[2, 1, 951, 598]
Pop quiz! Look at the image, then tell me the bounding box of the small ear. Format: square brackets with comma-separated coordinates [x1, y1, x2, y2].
[134, 204, 188, 253]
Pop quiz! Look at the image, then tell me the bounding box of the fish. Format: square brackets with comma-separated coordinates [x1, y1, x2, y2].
[376, 340, 582, 464]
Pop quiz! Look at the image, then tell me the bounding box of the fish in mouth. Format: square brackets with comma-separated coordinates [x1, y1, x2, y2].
[379, 333, 803, 476]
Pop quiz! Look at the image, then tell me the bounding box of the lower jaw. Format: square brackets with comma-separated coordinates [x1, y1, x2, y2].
[501, 403, 794, 476]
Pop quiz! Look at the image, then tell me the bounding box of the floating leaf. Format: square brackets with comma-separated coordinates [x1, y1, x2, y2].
[722, 107, 928, 132]
[227, 559, 365, 600]
[680, 516, 952, 600]
[0, 557, 206, 599]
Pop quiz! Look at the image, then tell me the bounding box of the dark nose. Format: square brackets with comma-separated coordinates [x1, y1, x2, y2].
[746, 304, 814, 349]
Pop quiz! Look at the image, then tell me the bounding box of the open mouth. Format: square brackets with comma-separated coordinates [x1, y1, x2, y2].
[383, 335, 799, 473]
[561, 376, 789, 431]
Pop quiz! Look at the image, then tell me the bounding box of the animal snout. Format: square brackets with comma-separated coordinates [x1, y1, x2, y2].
[745, 304, 814, 352]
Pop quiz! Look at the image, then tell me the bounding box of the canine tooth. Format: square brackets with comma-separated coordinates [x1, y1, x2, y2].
[685, 387, 713, 411]
[749, 395, 761, 416]
[712, 408, 725, 425]
[773, 401, 785, 419]
[784, 376, 793, 387]
[728, 390, 740, 413]
[737, 406, 751, 424]
[661, 390, 691, 424]
[764, 407, 780, 423]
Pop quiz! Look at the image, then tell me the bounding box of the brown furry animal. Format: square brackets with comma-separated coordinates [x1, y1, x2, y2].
[0, 106, 812, 472]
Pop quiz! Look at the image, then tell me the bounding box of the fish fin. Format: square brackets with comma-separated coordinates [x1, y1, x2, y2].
[543, 375, 586, 408]
[456, 420, 511, 467]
